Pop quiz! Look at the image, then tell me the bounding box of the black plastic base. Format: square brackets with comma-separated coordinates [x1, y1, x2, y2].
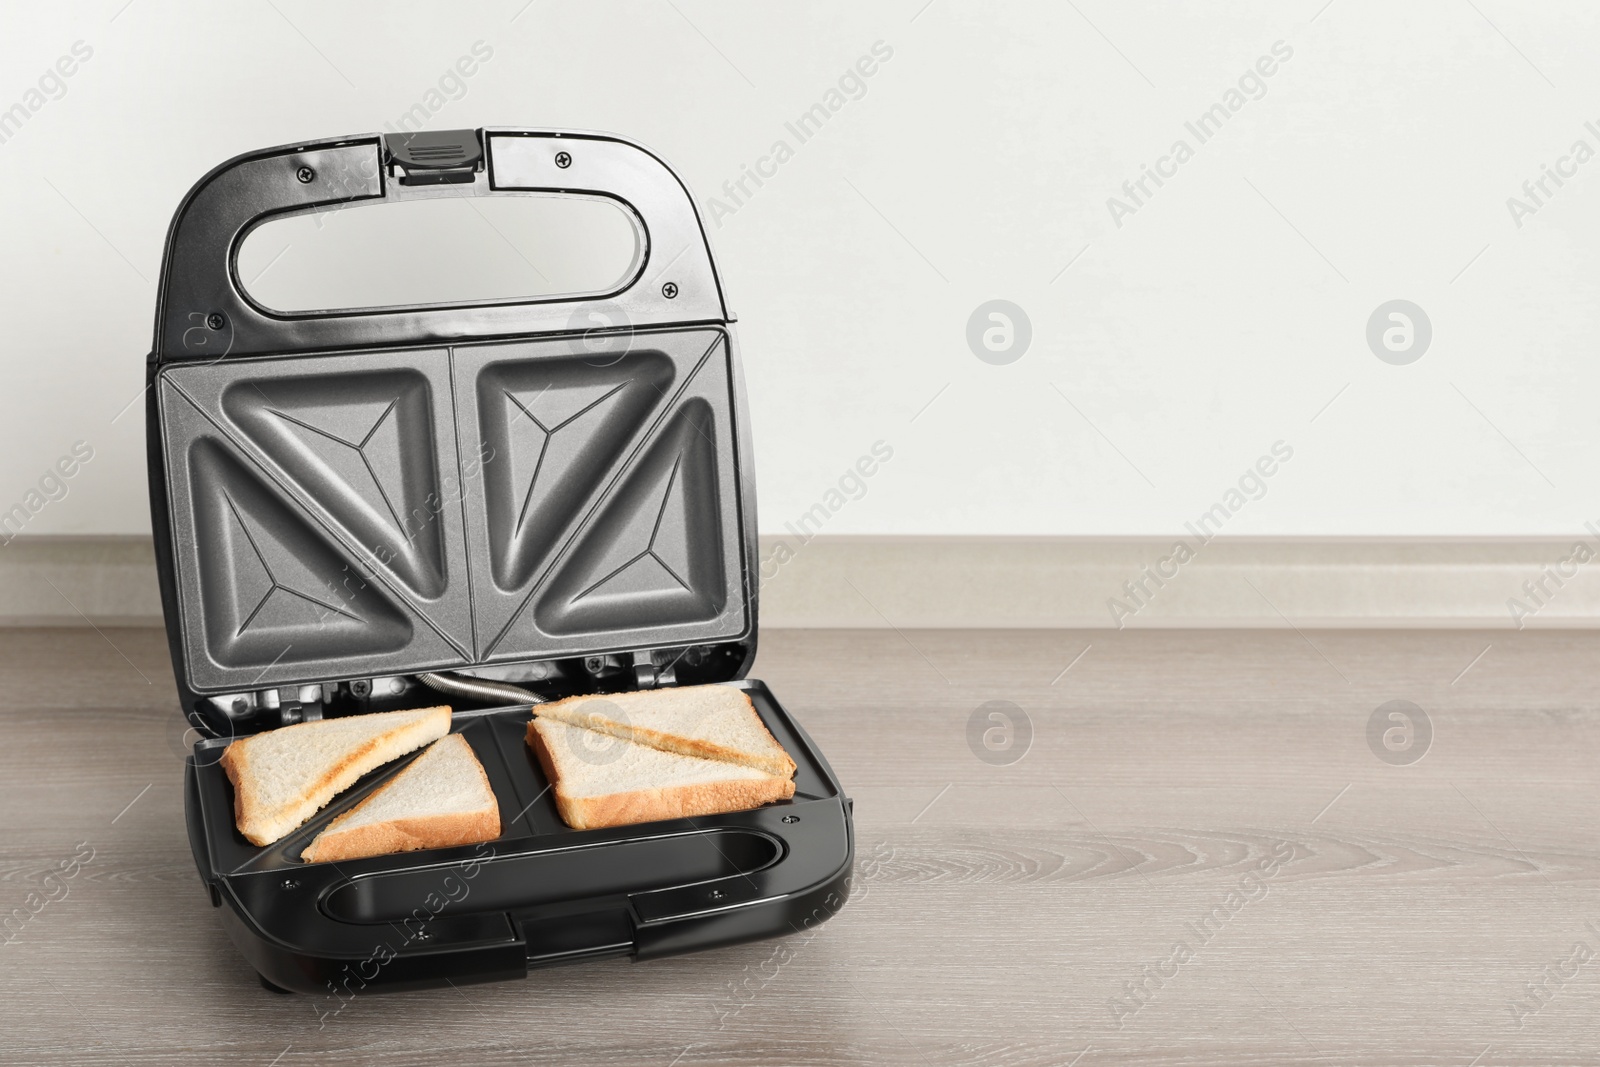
[185, 680, 853, 995]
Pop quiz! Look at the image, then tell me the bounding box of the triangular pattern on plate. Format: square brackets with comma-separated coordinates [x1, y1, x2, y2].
[219, 368, 448, 599]
[474, 350, 675, 592]
[188, 438, 415, 670]
[530, 398, 726, 637]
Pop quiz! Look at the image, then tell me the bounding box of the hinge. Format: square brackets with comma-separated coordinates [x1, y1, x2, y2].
[632, 650, 677, 690]
[203, 684, 327, 730]
[275, 686, 323, 726]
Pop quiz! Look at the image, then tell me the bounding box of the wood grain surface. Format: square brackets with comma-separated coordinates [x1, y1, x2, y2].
[2, 626, 1599, 1065]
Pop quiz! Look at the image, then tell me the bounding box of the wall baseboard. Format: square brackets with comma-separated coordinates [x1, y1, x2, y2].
[0, 538, 163, 628]
[756, 536, 1600, 629]
[3, 535, 1595, 629]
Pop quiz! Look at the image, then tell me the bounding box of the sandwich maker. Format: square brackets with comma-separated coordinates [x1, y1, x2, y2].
[147, 128, 854, 995]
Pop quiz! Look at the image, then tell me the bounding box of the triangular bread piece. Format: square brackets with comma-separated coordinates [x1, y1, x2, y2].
[221, 706, 451, 846]
[300, 734, 500, 863]
[528, 718, 795, 830]
[534, 685, 796, 779]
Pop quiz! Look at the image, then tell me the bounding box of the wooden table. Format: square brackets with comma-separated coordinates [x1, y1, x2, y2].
[2, 626, 1597, 1065]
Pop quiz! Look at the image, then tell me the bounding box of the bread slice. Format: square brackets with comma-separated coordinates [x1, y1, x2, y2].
[300, 734, 500, 863]
[221, 706, 451, 846]
[533, 685, 796, 779]
[528, 718, 795, 830]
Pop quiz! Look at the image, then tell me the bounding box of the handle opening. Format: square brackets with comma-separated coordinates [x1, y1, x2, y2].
[235, 192, 643, 316]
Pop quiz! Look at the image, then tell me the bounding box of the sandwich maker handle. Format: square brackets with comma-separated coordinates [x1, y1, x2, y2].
[152, 128, 729, 361]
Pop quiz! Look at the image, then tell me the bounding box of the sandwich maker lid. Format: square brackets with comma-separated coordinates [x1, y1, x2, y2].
[147, 129, 760, 716]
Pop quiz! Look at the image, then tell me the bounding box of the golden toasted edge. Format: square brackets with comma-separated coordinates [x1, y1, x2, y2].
[525, 717, 794, 831]
[218, 742, 270, 846]
[223, 706, 453, 847]
[300, 734, 500, 864]
[301, 809, 500, 864]
[526, 717, 570, 802]
[560, 775, 796, 831]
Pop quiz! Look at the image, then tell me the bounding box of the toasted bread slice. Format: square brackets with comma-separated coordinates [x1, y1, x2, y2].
[527, 718, 795, 830]
[533, 685, 796, 779]
[300, 734, 500, 863]
[220, 706, 451, 846]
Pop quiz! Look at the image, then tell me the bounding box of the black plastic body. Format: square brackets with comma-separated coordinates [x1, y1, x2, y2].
[150, 129, 853, 992]
[184, 682, 853, 995]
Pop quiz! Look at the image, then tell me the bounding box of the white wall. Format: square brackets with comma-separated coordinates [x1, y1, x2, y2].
[2, 0, 1598, 538]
